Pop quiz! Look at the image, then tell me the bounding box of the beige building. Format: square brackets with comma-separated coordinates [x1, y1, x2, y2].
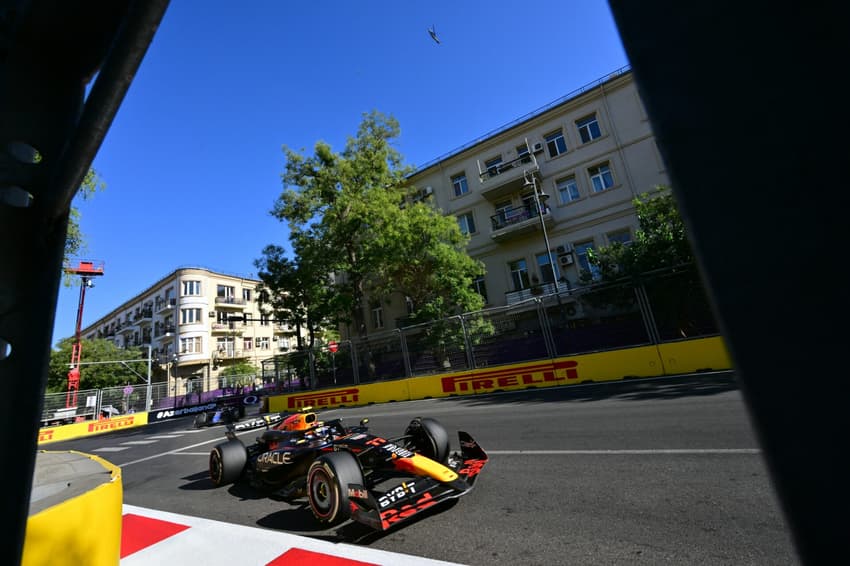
[81, 267, 300, 393]
[367, 66, 669, 332]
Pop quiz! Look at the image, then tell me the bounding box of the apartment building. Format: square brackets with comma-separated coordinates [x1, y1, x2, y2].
[81, 267, 300, 392]
[369, 66, 669, 332]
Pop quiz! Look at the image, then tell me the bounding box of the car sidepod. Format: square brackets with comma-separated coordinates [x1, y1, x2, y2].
[348, 430, 488, 531]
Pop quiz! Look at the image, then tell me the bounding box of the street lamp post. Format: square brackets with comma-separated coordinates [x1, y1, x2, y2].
[524, 171, 559, 289]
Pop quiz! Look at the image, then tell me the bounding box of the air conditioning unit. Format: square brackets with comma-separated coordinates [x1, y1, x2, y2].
[423, 186, 433, 195]
[532, 142, 544, 153]
[556, 244, 571, 255]
[559, 254, 574, 266]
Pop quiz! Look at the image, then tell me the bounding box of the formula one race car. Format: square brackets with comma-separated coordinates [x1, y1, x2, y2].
[193, 395, 247, 428]
[208, 408, 487, 531]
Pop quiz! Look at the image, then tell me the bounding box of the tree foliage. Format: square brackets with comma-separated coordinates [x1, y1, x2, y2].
[48, 337, 148, 392]
[584, 185, 695, 282]
[258, 111, 484, 338]
[63, 167, 106, 285]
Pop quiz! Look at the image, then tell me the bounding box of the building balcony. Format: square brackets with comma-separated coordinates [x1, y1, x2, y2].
[477, 151, 541, 201]
[505, 281, 571, 305]
[155, 297, 176, 313]
[215, 296, 247, 307]
[134, 308, 153, 324]
[211, 322, 243, 334]
[490, 204, 554, 242]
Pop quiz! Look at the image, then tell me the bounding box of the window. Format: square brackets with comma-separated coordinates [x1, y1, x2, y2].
[372, 305, 384, 329]
[589, 163, 614, 192]
[556, 176, 580, 203]
[180, 336, 202, 354]
[457, 211, 476, 235]
[508, 259, 530, 290]
[576, 114, 602, 143]
[484, 156, 502, 177]
[216, 284, 234, 298]
[516, 144, 531, 164]
[258, 337, 270, 350]
[259, 313, 271, 326]
[181, 308, 202, 324]
[182, 280, 201, 296]
[216, 311, 230, 324]
[242, 288, 252, 302]
[243, 337, 253, 351]
[473, 276, 488, 303]
[574, 241, 601, 280]
[607, 229, 632, 246]
[545, 129, 567, 158]
[451, 173, 469, 197]
[216, 337, 235, 356]
[536, 252, 560, 284]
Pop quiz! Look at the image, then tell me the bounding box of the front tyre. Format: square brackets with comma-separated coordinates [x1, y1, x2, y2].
[307, 451, 363, 525]
[406, 417, 450, 463]
[209, 438, 247, 487]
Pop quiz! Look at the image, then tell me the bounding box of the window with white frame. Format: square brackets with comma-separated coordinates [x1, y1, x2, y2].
[451, 173, 469, 197]
[216, 284, 235, 298]
[536, 252, 560, 284]
[243, 337, 253, 351]
[182, 280, 201, 296]
[484, 156, 502, 177]
[242, 288, 252, 302]
[545, 129, 567, 158]
[180, 336, 202, 354]
[216, 337, 235, 356]
[371, 305, 384, 329]
[457, 211, 476, 235]
[181, 308, 202, 324]
[473, 276, 488, 303]
[258, 337, 270, 350]
[574, 241, 601, 280]
[588, 163, 614, 192]
[509, 259, 530, 290]
[576, 113, 602, 143]
[556, 176, 580, 203]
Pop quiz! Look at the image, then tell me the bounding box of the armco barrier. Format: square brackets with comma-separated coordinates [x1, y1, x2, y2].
[38, 412, 149, 445]
[267, 336, 732, 411]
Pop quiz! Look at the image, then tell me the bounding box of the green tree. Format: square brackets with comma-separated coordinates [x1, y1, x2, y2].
[63, 167, 106, 284]
[261, 111, 484, 338]
[583, 185, 694, 282]
[48, 337, 147, 392]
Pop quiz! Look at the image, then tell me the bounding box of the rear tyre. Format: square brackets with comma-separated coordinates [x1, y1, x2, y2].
[193, 412, 208, 428]
[307, 451, 363, 525]
[406, 417, 450, 463]
[209, 438, 247, 486]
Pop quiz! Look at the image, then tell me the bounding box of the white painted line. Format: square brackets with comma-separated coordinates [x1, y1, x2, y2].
[147, 435, 183, 439]
[92, 447, 129, 452]
[121, 440, 160, 445]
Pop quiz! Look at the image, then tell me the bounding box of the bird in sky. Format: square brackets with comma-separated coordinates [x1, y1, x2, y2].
[428, 25, 441, 44]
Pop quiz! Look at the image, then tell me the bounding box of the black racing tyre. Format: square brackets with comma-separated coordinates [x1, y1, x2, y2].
[209, 438, 247, 487]
[306, 451, 363, 525]
[193, 412, 208, 428]
[407, 417, 450, 463]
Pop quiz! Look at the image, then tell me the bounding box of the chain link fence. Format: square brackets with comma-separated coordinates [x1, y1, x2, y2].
[42, 265, 718, 425]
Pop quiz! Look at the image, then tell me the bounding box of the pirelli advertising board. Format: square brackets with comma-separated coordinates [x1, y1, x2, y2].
[37, 412, 148, 445]
[267, 338, 731, 412]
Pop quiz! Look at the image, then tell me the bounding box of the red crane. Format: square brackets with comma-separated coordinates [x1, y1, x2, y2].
[64, 260, 105, 408]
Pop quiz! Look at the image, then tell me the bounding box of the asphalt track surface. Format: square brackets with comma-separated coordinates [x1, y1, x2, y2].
[43, 372, 800, 565]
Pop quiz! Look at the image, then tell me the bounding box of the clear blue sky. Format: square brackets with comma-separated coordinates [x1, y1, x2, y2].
[52, 0, 630, 347]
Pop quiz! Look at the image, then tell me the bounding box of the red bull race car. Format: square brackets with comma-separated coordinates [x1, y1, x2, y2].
[208, 408, 488, 531]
